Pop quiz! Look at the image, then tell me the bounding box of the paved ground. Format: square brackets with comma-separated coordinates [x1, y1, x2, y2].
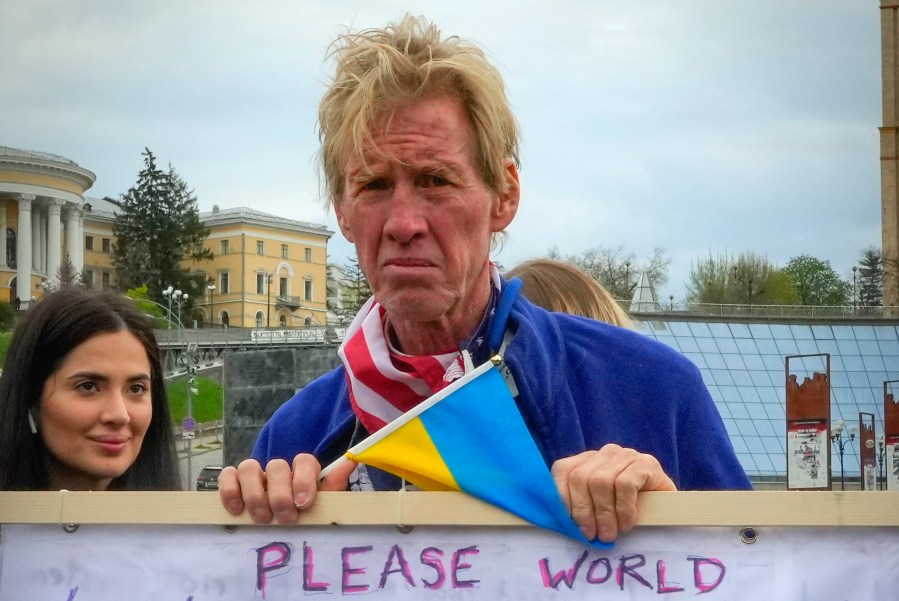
[176, 428, 224, 491]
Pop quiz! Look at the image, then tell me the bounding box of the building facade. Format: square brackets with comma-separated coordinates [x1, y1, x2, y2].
[192, 206, 333, 329]
[1, 146, 334, 326]
[0, 146, 94, 305]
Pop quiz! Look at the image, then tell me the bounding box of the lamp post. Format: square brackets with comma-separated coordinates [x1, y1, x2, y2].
[162, 286, 175, 329]
[878, 434, 886, 490]
[206, 283, 215, 326]
[830, 419, 856, 490]
[266, 272, 273, 328]
[668, 294, 674, 311]
[852, 265, 858, 315]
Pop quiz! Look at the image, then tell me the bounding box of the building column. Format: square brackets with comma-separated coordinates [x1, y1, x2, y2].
[16, 194, 33, 302]
[65, 206, 80, 267]
[47, 199, 63, 282]
[0, 201, 7, 270]
[75, 209, 84, 271]
[39, 206, 48, 274]
[31, 201, 41, 272]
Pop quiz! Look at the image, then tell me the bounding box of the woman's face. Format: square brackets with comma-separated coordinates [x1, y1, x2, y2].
[37, 329, 153, 490]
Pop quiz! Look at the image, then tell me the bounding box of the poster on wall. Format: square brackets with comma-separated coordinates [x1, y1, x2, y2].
[787, 419, 828, 489]
[888, 435, 899, 491]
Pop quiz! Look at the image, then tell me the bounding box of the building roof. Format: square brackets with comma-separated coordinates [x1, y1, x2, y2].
[0, 145, 96, 190]
[199, 205, 333, 238]
[635, 316, 899, 481]
[0, 145, 78, 165]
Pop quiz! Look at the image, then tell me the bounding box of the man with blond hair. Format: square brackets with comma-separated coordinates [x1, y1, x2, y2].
[220, 15, 750, 543]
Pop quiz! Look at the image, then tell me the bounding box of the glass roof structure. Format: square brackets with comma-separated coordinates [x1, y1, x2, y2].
[632, 317, 899, 481]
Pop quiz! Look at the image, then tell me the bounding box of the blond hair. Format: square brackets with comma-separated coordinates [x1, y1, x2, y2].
[507, 259, 632, 328]
[318, 14, 519, 207]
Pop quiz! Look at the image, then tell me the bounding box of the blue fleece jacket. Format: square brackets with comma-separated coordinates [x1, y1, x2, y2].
[252, 294, 752, 491]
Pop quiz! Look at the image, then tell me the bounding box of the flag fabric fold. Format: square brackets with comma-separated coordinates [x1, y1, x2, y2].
[342, 360, 612, 548]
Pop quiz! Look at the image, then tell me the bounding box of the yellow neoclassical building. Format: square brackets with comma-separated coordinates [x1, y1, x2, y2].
[0, 146, 95, 304]
[1, 146, 334, 326]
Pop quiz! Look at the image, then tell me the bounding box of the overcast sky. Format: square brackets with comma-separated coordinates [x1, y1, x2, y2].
[0, 1, 882, 300]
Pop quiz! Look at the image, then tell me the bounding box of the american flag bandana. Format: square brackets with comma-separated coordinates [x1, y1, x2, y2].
[338, 265, 502, 434]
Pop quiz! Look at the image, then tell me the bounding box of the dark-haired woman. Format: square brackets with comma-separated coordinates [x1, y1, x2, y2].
[0, 287, 181, 490]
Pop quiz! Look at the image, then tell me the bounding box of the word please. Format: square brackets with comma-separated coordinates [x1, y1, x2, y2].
[257, 541, 480, 595]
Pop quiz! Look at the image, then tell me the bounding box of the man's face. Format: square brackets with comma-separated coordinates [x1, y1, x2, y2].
[335, 95, 519, 327]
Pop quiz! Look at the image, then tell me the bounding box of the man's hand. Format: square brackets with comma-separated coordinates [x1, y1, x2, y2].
[219, 453, 357, 524]
[551, 444, 676, 542]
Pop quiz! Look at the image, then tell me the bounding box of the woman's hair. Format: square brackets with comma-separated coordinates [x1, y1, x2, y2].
[506, 259, 632, 328]
[318, 14, 520, 207]
[0, 287, 181, 490]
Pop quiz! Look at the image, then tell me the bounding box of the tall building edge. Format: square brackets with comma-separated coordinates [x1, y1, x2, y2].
[881, 1, 899, 311]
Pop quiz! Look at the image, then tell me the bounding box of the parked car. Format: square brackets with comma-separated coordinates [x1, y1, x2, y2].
[196, 465, 223, 491]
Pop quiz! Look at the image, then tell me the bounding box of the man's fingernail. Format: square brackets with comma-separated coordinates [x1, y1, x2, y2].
[295, 492, 309, 508]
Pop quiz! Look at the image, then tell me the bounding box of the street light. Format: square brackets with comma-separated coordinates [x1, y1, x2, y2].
[852, 266, 858, 315]
[162, 286, 175, 329]
[878, 434, 886, 490]
[830, 419, 857, 490]
[206, 283, 215, 326]
[668, 294, 674, 311]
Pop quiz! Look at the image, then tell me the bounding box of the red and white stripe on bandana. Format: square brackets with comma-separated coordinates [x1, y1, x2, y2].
[338, 265, 502, 434]
[337, 298, 465, 433]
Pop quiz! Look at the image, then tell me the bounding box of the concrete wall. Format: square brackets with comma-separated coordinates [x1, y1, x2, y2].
[223, 345, 342, 466]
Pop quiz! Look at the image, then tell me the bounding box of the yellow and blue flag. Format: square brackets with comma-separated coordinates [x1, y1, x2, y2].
[334, 359, 612, 548]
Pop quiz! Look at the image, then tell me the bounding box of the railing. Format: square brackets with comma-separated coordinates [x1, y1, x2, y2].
[154, 325, 347, 346]
[621, 301, 898, 320]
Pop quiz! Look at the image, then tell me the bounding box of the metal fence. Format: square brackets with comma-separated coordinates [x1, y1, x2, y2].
[623, 302, 897, 320]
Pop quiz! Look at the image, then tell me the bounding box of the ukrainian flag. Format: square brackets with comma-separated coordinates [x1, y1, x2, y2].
[338, 358, 612, 548]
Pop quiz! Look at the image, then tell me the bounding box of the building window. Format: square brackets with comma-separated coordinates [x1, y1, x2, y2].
[256, 272, 265, 295]
[279, 314, 287, 326]
[281, 244, 288, 259]
[6, 229, 16, 268]
[257, 240, 264, 255]
[219, 272, 230, 294]
[304, 279, 313, 301]
[305, 248, 312, 263]
[220, 311, 230, 327]
[280, 277, 288, 297]
[102, 238, 111, 253]
[101, 272, 111, 290]
[85, 236, 94, 251]
[220, 240, 229, 255]
[255, 311, 264, 328]
[83, 270, 93, 286]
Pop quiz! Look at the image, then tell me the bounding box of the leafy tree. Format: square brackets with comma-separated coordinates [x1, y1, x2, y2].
[854, 247, 883, 307]
[687, 252, 796, 305]
[559, 245, 670, 300]
[125, 285, 169, 328]
[112, 148, 212, 305]
[783, 255, 849, 306]
[340, 253, 372, 317]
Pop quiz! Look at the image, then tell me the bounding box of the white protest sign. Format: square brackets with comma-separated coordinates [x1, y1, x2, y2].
[1, 523, 896, 600]
[0, 491, 896, 600]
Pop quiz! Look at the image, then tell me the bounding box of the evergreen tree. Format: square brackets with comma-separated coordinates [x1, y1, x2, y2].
[112, 149, 212, 305]
[43, 254, 84, 292]
[855, 247, 883, 307]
